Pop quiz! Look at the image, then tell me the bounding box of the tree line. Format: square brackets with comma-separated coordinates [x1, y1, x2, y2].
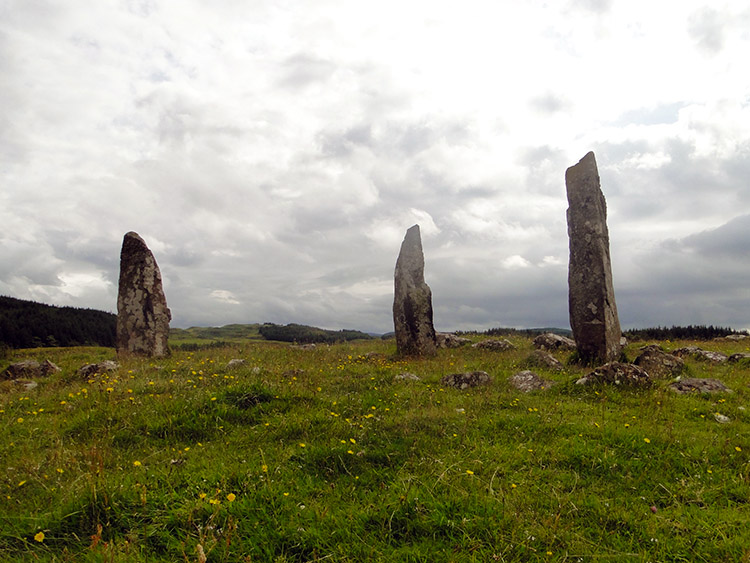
[258, 323, 373, 344]
[623, 325, 748, 341]
[0, 295, 116, 348]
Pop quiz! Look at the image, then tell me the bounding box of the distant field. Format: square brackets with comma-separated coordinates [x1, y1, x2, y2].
[169, 324, 264, 346]
[0, 336, 748, 561]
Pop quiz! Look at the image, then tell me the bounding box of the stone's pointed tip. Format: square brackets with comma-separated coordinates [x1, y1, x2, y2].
[406, 224, 421, 235]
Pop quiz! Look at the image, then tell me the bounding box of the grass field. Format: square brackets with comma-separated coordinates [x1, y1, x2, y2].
[0, 336, 748, 562]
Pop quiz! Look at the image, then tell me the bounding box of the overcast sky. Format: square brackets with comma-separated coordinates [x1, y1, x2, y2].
[2, 0, 749, 333]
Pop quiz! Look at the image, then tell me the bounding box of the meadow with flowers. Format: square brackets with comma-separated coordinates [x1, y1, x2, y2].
[0, 335, 748, 561]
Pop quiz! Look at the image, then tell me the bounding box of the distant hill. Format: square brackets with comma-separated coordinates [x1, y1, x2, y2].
[0, 295, 116, 349]
[258, 323, 374, 344]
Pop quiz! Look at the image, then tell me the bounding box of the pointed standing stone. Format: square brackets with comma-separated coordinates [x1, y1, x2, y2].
[393, 224, 437, 357]
[116, 231, 172, 357]
[566, 152, 622, 364]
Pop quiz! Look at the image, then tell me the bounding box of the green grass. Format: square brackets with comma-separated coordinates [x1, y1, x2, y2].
[0, 337, 748, 561]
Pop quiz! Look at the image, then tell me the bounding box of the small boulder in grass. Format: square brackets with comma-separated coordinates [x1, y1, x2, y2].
[633, 345, 685, 379]
[533, 332, 577, 352]
[672, 347, 728, 363]
[669, 378, 732, 395]
[394, 372, 421, 382]
[441, 371, 492, 390]
[226, 359, 247, 370]
[472, 339, 515, 351]
[575, 362, 651, 388]
[2, 360, 61, 380]
[525, 350, 564, 371]
[509, 371, 556, 392]
[78, 361, 120, 378]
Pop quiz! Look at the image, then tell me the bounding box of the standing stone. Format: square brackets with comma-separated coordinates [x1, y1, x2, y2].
[393, 225, 437, 357]
[116, 231, 171, 357]
[566, 152, 622, 364]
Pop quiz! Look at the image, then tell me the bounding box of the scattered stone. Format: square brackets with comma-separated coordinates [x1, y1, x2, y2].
[13, 380, 38, 391]
[509, 371, 556, 392]
[440, 371, 492, 390]
[525, 350, 564, 371]
[291, 343, 317, 350]
[472, 338, 515, 351]
[633, 345, 685, 379]
[575, 362, 651, 388]
[533, 333, 577, 352]
[728, 353, 750, 362]
[394, 372, 421, 382]
[78, 361, 120, 378]
[566, 152, 622, 364]
[713, 413, 731, 424]
[673, 347, 728, 363]
[226, 359, 247, 370]
[393, 225, 437, 357]
[436, 333, 472, 349]
[116, 231, 172, 358]
[1, 360, 61, 380]
[282, 369, 305, 378]
[718, 334, 748, 341]
[669, 378, 732, 394]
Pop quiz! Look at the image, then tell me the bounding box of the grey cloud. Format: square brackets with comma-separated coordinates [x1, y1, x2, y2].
[688, 7, 727, 54]
[277, 53, 337, 89]
[529, 93, 571, 115]
[674, 214, 750, 260]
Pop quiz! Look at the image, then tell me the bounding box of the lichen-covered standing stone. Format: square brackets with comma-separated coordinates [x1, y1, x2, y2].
[393, 224, 437, 357]
[116, 231, 171, 357]
[566, 152, 622, 364]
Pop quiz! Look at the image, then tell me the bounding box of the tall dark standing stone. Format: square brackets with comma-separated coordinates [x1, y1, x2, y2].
[566, 152, 622, 364]
[393, 225, 437, 357]
[116, 231, 171, 357]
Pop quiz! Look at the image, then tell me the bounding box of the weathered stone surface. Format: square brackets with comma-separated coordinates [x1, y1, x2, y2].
[393, 225, 437, 357]
[672, 347, 728, 363]
[525, 350, 564, 371]
[226, 359, 247, 370]
[436, 333, 472, 349]
[1, 360, 60, 380]
[509, 370, 556, 392]
[394, 372, 421, 382]
[78, 361, 120, 378]
[472, 338, 515, 351]
[566, 152, 622, 364]
[575, 362, 651, 388]
[116, 232, 171, 358]
[441, 371, 492, 390]
[728, 353, 750, 362]
[633, 345, 685, 379]
[533, 333, 577, 352]
[669, 378, 732, 394]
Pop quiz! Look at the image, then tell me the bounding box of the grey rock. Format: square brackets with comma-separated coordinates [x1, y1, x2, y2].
[566, 152, 622, 364]
[394, 372, 421, 382]
[226, 359, 247, 370]
[633, 345, 685, 379]
[669, 378, 732, 394]
[533, 333, 577, 352]
[673, 347, 728, 363]
[472, 338, 515, 351]
[436, 333, 472, 349]
[509, 370, 556, 392]
[1, 360, 61, 380]
[575, 362, 651, 388]
[728, 353, 750, 362]
[441, 371, 492, 390]
[393, 225, 437, 357]
[291, 343, 317, 350]
[116, 232, 171, 358]
[78, 360, 120, 378]
[525, 350, 564, 371]
[713, 413, 731, 424]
